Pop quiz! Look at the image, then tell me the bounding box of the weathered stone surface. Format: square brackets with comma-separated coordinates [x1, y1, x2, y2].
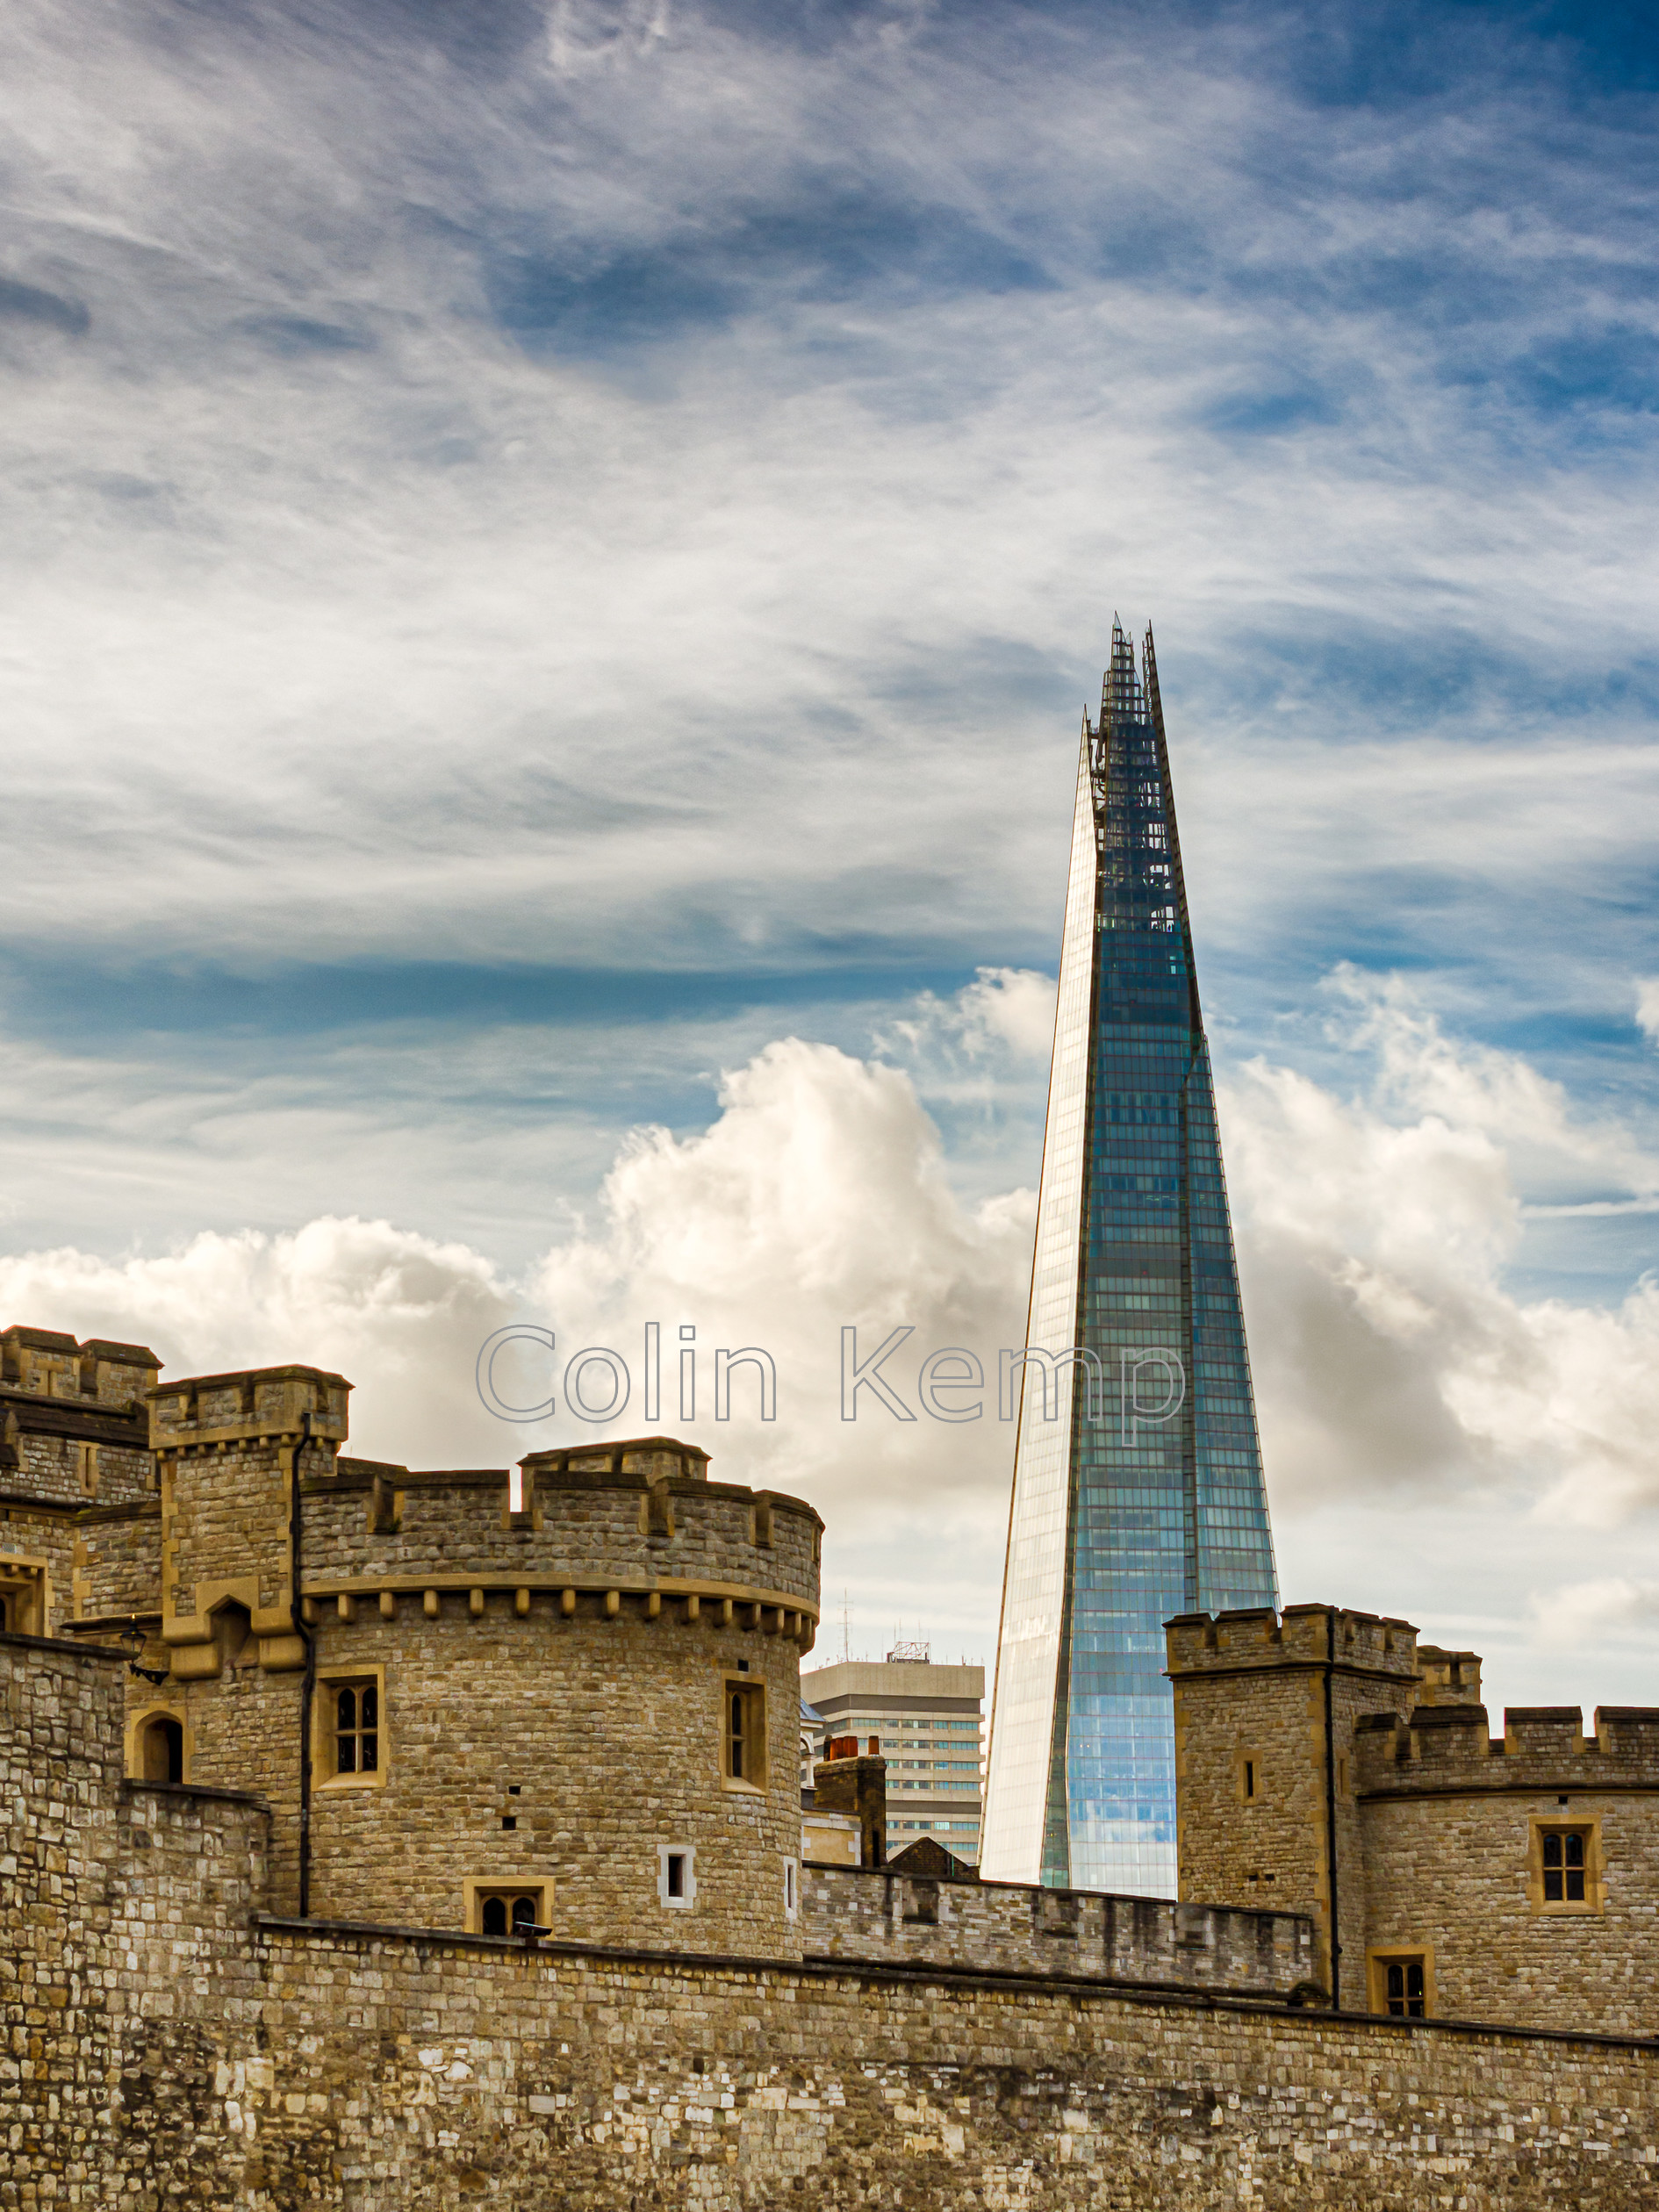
[7, 1629, 1659, 2210]
[1167, 1604, 1659, 2033]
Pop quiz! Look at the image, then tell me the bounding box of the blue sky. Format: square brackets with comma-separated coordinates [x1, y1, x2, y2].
[4, 0, 1659, 1705]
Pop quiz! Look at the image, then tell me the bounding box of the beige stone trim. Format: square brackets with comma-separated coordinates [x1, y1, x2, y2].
[162, 1570, 291, 1647]
[0, 1551, 52, 1638]
[1526, 1814, 1605, 1914]
[301, 1572, 817, 1639]
[314, 1662, 388, 1791]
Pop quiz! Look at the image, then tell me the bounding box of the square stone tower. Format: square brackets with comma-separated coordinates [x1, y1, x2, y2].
[1164, 1604, 1419, 2006]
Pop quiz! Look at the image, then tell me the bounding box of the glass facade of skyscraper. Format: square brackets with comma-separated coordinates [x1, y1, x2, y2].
[980, 621, 1278, 1899]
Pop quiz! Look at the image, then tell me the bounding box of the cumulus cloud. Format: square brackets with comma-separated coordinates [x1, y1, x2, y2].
[4, 967, 1659, 1677]
[1225, 972, 1659, 1526]
[882, 966, 1058, 1074]
[528, 1034, 1034, 1526]
[0, 1023, 1034, 1532]
[0, 1217, 513, 1467]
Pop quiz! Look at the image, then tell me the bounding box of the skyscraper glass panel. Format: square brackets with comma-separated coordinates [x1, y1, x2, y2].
[980, 620, 1278, 1898]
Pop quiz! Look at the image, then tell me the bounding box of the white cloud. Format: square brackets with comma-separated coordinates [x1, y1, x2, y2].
[1224, 975, 1659, 1526]
[1637, 978, 1659, 1045]
[528, 1034, 1034, 1527]
[0, 1217, 513, 1467]
[1530, 1575, 1659, 1652]
[4, 971, 1659, 1685]
[883, 966, 1059, 1072]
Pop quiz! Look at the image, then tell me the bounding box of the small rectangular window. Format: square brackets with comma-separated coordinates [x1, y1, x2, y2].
[0, 1560, 48, 1639]
[1542, 1828, 1587, 1903]
[474, 1885, 545, 1936]
[318, 1670, 386, 1786]
[723, 1679, 767, 1789]
[334, 1682, 378, 1774]
[783, 1856, 798, 1921]
[1369, 1949, 1433, 2018]
[1386, 1958, 1426, 2017]
[1243, 1760, 1255, 1799]
[658, 1844, 696, 1909]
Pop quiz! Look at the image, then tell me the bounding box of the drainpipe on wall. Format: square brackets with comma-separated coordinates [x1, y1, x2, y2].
[1324, 1605, 1340, 2008]
[287, 1409, 315, 1917]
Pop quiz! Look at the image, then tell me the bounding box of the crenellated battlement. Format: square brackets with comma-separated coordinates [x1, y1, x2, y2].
[1412, 1644, 1483, 1706]
[1, 1324, 160, 1411]
[1165, 1602, 1419, 1682]
[297, 1437, 822, 1645]
[1355, 1701, 1659, 1795]
[148, 1365, 350, 1450]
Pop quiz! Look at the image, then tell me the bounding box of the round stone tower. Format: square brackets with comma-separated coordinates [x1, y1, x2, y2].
[296, 1433, 821, 1958]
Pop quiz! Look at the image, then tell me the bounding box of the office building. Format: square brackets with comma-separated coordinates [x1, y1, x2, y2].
[801, 1648, 985, 1862]
[980, 621, 1278, 1896]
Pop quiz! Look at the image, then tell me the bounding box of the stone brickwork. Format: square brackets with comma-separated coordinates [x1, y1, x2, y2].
[62, 1386, 822, 1949]
[0, 1632, 270, 2204]
[802, 1864, 1315, 1994]
[1167, 1605, 1659, 2034]
[7, 1635, 1658, 2212]
[305, 1581, 808, 1954]
[9, 1316, 1659, 2204]
[1355, 1701, 1659, 2033]
[1, 1326, 160, 1519]
[68, 1500, 162, 1632]
[1167, 1604, 1419, 2003]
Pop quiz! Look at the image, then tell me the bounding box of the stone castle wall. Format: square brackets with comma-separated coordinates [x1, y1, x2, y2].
[69, 1498, 162, 1629]
[802, 1864, 1315, 1995]
[1356, 1702, 1659, 2032]
[9, 1626, 1659, 2209]
[0, 1633, 270, 2202]
[63, 1391, 822, 1950]
[1167, 1606, 1659, 2032]
[301, 1454, 819, 1620]
[1167, 1603, 1420, 2003]
[304, 1584, 808, 1954]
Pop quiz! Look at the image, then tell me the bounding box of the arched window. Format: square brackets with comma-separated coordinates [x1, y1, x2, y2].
[478, 1890, 541, 1936]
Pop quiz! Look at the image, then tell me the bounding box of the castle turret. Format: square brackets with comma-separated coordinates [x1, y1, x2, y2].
[1164, 1604, 1419, 2006]
[68, 1386, 825, 1952]
[291, 1433, 822, 1954]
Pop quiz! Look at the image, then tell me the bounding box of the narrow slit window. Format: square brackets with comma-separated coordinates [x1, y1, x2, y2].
[1243, 1759, 1255, 1799]
[658, 1845, 696, 1908]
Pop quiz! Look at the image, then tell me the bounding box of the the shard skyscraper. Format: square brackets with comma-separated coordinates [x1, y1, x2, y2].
[980, 620, 1277, 1897]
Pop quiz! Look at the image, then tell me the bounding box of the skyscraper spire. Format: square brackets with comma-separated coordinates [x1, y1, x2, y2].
[980, 621, 1277, 1896]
